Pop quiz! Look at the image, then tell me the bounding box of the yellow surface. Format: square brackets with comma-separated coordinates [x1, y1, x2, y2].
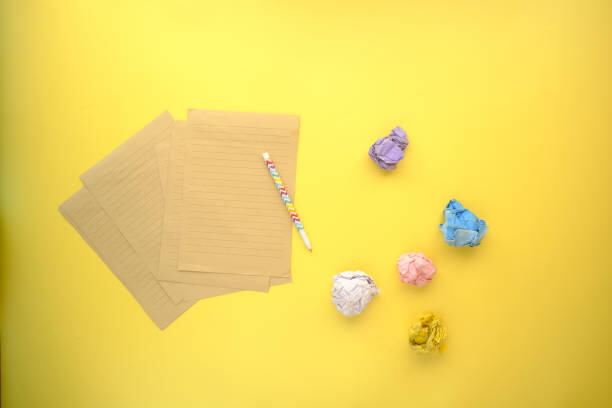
[1, 1, 610, 406]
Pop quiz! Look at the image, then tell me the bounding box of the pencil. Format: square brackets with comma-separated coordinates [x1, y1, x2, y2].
[262, 152, 311, 251]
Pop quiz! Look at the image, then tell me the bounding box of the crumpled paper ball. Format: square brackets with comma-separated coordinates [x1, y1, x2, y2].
[439, 199, 488, 247]
[331, 271, 380, 316]
[398, 253, 436, 286]
[368, 126, 409, 170]
[408, 312, 447, 353]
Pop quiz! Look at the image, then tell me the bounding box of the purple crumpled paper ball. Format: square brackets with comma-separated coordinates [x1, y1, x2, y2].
[368, 126, 409, 170]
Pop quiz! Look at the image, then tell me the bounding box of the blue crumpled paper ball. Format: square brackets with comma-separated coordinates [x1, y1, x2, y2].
[439, 199, 488, 247]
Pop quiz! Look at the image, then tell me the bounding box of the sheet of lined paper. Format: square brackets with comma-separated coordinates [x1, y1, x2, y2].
[156, 122, 272, 293]
[80, 112, 240, 303]
[80, 112, 173, 275]
[59, 188, 196, 330]
[178, 110, 298, 277]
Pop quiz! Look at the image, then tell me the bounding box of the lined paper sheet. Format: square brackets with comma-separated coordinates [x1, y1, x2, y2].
[80, 112, 173, 276]
[178, 110, 299, 277]
[79, 112, 243, 303]
[157, 122, 272, 292]
[59, 188, 196, 330]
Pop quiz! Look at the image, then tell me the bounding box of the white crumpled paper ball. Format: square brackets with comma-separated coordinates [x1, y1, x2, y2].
[331, 271, 380, 317]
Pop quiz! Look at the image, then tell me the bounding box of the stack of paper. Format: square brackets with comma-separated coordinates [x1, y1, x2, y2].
[59, 110, 300, 329]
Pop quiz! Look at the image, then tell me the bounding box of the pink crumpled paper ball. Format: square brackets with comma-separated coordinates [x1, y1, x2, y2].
[397, 253, 436, 287]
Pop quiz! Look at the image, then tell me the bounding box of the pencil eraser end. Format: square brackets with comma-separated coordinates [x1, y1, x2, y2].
[262, 152, 270, 160]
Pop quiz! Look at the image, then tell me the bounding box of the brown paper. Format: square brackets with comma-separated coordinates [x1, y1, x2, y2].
[80, 112, 173, 275]
[178, 110, 299, 277]
[157, 123, 272, 292]
[58, 188, 196, 330]
[79, 113, 250, 303]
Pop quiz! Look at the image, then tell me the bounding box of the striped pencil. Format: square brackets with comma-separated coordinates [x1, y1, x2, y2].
[262, 152, 311, 251]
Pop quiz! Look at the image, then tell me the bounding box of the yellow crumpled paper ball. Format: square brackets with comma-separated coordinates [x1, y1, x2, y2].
[408, 312, 447, 354]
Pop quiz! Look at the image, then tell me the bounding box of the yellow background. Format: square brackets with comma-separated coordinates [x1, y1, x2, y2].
[1, 1, 610, 407]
